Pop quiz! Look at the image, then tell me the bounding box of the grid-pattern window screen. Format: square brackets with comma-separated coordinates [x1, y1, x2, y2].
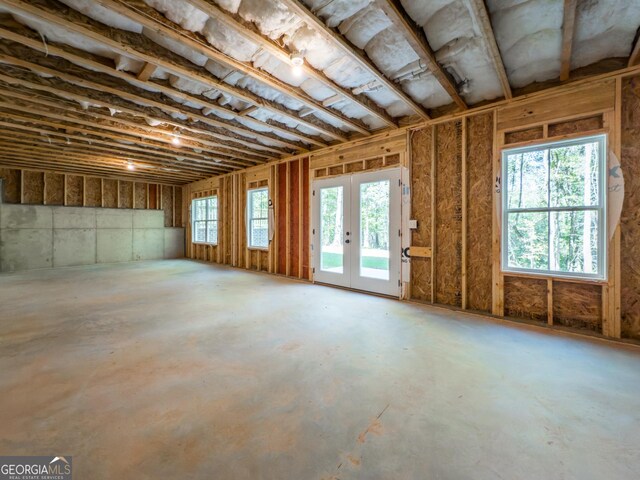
[192, 196, 218, 244]
[248, 188, 269, 248]
[502, 135, 606, 280]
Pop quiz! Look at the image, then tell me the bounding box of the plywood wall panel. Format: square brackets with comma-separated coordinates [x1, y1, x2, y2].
[553, 282, 602, 332]
[44, 173, 64, 206]
[84, 177, 101, 207]
[134, 183, 147, 209]
[174, 187, 183, 227]
[548, 115, 603, 137]
[435, 121, 462, 307]
[289, 160, 300, 277]
[66, 175, 83, 206]
[620, 77, 640, 339]
[504, 276, 547, 323]
[22, 170, 44, 205]
[466, 113, 494, 313]
[277, 163, 287, 275]
[0, 168, 21, 204]
[504, 126, 544, 145]
[410, 127, 433, 302]
[302, 157, 311, 280]
[148, 184, 158, 209]
[119, 181, 133, 209]
[162, 186, 173, 227]
[102, 179, 118, 208]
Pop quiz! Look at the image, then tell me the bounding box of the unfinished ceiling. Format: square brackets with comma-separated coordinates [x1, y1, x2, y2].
[0, 0, 638, 183]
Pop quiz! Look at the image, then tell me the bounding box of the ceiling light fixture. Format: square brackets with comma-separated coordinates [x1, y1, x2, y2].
[172, 135, 181, 146]
[290, 51, 305, 76]
[127, 160, 135, 171]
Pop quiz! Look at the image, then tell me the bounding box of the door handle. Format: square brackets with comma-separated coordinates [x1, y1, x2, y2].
[345, 239, 350, 244]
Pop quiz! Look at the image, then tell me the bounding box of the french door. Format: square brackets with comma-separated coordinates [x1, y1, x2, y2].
[312, 168, 401, 296]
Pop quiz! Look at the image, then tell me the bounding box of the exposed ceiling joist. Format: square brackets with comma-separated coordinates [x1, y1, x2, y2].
[0, 124, 232, 174]
[0, 87, 267, 167]
[629, 33, 640, 67]
[180, 0, 397, 130]
[97, 0, 376, 137]
[278, 0, 431, 120]
[0, 49, 300, 155]
[136, 61, 157, 82]
[1, 128, 230, 176]
[464, 0, 512, 99]
[0, 0, 344, 145]
[560, 0, 578, 82]
[375, 0, 468, 109]
[0, 140, 214, 180]
[0, 151, 204, 183]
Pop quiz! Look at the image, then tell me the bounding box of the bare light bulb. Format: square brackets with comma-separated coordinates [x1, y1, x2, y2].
[292, 64, 303, 77]
[172, 135, 181, 146]
[127, 162, 135, 171]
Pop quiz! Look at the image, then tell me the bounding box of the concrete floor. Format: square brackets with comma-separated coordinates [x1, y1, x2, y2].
[1, 260, 639, 479]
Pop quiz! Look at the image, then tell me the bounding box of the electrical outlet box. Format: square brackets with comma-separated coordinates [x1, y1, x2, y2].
[409, 219, 418, 229]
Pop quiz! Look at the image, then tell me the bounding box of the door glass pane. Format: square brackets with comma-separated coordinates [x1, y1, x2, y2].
[320, 186, 344, 273]
[359, 180, 390, 280]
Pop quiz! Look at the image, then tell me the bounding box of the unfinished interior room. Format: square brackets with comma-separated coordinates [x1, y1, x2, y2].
[1, 0, 640, 478]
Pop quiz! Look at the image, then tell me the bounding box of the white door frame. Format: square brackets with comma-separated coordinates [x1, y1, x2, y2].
[311, 167, 401, 297]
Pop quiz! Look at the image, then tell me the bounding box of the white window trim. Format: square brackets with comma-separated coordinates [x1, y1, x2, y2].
[247, 187, 269, 250]
[191, 196, 218, 246]
[501, 134, 607, 281]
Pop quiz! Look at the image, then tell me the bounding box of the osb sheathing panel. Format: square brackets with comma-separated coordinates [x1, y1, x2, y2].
[22, 170, 44, 205]
[410, 127, 432, 302]
[119, 181, 133, 209]
[174, 187, 183, 227]
[553, 282, 602, 332]
[66, 175, 83, 206]
[260, 250, 269, 272]
[289, 160, 300, 276]
[435, 121, 462, 307]
[134, 183, 147, 209]
[504, 276, 547, 323]
[621, 77, 640, 339]
[162, 186, 173, 227]
[277, 163, 287, 275]
[302, 158, 311, 280]
[238, 173, 247, 268]
[84, 177, 101, 207]
[44, 172, 64, 206]
[504, 126, 544, 145]
[0, 168, 20, 204]
[548, 115, 603, 137]
[249, 249, 258, 270]
[466, 113, 494, 313]
[102, 179, 118, 208]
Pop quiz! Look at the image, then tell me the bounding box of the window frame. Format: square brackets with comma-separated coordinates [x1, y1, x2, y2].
[191, 196, 218, 246]
[247, 187, 269, 250]
[501, 134, 607, 281]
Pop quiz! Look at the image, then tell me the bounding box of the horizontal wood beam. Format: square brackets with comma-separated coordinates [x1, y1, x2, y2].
[560, 0, 578, 81]
[375, 0, 468, 109]
[464, 0, 512, 98]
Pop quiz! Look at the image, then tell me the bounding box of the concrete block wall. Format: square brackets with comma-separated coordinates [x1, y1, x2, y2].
[0, 196, 184, 273]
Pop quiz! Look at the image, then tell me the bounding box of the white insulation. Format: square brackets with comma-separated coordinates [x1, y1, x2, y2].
[4, 0, 639, 145]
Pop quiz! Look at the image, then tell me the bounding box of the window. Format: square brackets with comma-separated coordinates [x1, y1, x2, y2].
[191, 196, 218, 245]
[247, 188, 269, 249]
[502, 135, 606, 280]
